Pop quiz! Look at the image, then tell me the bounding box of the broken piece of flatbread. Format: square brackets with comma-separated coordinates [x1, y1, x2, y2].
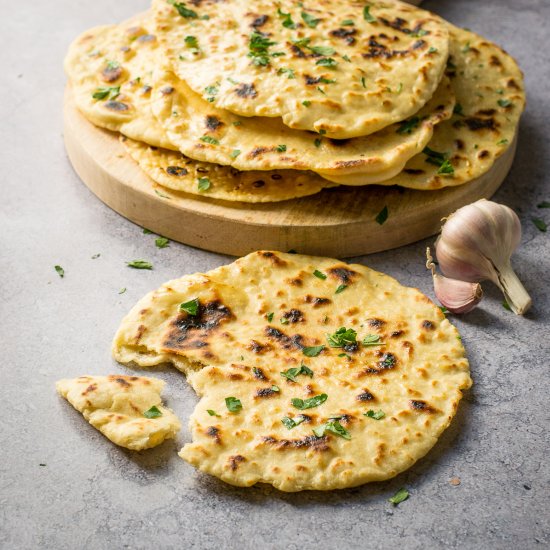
[56, 375, 181, 450]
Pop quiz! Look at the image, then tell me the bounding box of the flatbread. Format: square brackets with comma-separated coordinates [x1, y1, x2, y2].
[152, 0, 450, 138]
[64, 22, 175, 149]
[152, 71, 455, 185]
[121, 137, 336, 202]
[379, 25, 525, 189]
[56, 375, 181, 450]
[113, 251, 471, 491]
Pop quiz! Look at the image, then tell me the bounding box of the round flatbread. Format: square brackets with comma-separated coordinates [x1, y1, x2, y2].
[113, 251, 471, 491]
[152, 71, 455, 185]
[121, 137, 337, 202]
[379, 25, 525, 189]
[64, 22, 175, 149]
[152, 0, 449, 139]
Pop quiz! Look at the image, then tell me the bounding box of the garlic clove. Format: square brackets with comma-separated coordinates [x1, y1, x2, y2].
[435, 199, 531, 315]
[426, 247, 483, 314]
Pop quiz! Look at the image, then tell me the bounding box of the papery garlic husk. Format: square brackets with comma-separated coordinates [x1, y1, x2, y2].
[436, 199, 532, 315]
[426, 248, 483, 314]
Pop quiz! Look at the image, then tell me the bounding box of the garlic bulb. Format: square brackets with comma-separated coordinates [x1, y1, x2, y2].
[426, 248, 483, 314]
[435, 199, 531, 315]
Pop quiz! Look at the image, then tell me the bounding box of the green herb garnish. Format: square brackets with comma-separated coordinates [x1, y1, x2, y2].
[92, 86, 120, 100]
[277, 8, 296, 29]
[200, 135, 220, 145]
[248, 31, 277, 66]
[335, 284, 347, 294]
[496, 138, 509, 146]
[230, 149, 241, 159]
[54, 265, 64, 278]
[280, 364, 314, 382]
[313, 419, 351, 439]
[363, 5, 377, 23]
[276, 144, 287, 152]
[342, 54, 352, 62]
[277, 67, 296, 79]
[314, 138, 322, 147]
[281, 317, 289, 324]
[362, 334, 384, 346]
[389, 488, 409, 505]
[364, 409, 385, 420]
[302, 100, 311, 107]
[291, 393, 328, 410]
[282, 415, 306, 429]
[396, 116, 420, 135]
[327, 327, 357, 348]
[127, 260, 152, 269]
[143, 228, 153, 234]
[301, 11, 321, 28]
[361, 76, 367, 88]
[207, 409, 220, 416]
[316, 57, 337, 68]
[498, 98, 512, 108]
[169, 0, 198, 18]
[453, 103, 464, 116]
[266, 312, 274, 322]
[375, 206, 388, 225]
[437, 159, 455, 175]
[180, 298, 199, 315]
[155, 189, 171, 199]
[271, 385, 280, 392]
[532, 218, 547, 232]
[143, 405, 162, 418]
[502, 300, 512, 311]
[198, 177, 211, 191]
[313, 269, 327, 279]
[225, 397, 242, 412]
[302, 345, 325, 357]
[118, 287, 126, 294]
[428, 46, 438, 53]
[155, 237, 169, 248]
[341, 19, 354, 26]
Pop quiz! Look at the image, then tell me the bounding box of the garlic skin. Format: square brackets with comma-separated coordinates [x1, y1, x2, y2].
[426, 248, 483, 314]
[435, 199, 531, 315]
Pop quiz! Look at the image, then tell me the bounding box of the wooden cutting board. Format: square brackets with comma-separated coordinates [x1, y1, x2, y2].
[63, 88, 516, 257]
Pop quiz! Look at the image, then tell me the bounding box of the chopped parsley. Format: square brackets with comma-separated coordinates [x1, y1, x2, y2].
[313, 419, 351, 439]
[309, 45, 335, 56]
[342, 54, 352, 62]
[207, 409, 220, 416]
[204, 84, 219, 96]
[375, 205, 389, 225]
[225, 397, 242, 412]
[318, 77, 335, 84]
[281, 415, 307, 429]
[301, 11, 321, 28]
[281, 364, 314, 382]
[232, 120, 243, 126]
[302, 345, 325, 357]
[198, 177, 211, 191]
[155, 237, 169, 248]
[118, 287, 127, 294]
[271, 385, 280, 392]
[291, 393, 328, 410]
[184, 35, 200, 54]
[316, 57, 338, 68]
[154, 189, 171, 199]
[266, 312, 274, 322]
[200, 135, 220, 145]
[281, 317, 289, 324]
[180, 298, 199, 315]
[341, 19, 355, 26]
[502, 300, 512, 311]
[92, 86, 120, 100]
[302, 100, 312, 107]
[413, 29, 429, 38]
[364, 409, 385, 420]
[143, 228, 153, 234]
[396, 116, 420, 135]
[361, 76, 367, 88]
[277, 8, 296, 29]
[317, 86, 326, 95]
[439, 306, 449, 314]
[453, 103, 464, 116]
[169, 0, 198, 19]
[276, 144, 287, 152]
[532, 218, 547, 232]
[438, 159, 455, 175]
[537, 201, 550, 209]
[277, 67, 296, 79]
[313, 269, 327, 280]
[248, 31, 277, 66]
[54, 265, 64, 278]
[230, 149, 241, 159]
[498, 98, 512, 108]
[327, 327, 357, 348]
[363, 5, 377, 23]
[143, 406, 162, 418]
[389, 488, 409, 506]
[362, 334, 384, 346]
[423, 146, 455, 175]
[314, 138, 322, 147]
[105, 60, 120, 70]
[338, 353, 351, 360]
[428, 46, 438, 53]
[127, 260, 152, 269]
[335, 284, 347, 294]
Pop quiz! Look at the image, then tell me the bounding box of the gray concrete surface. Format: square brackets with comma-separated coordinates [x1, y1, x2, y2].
[1, 0, 549, 548]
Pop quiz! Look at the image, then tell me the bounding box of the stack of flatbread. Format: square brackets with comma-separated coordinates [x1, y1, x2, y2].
[65, 0, 525, 203]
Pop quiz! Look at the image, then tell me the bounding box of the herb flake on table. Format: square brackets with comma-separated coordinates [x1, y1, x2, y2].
[225, 396, 242, 412]
[291, 393, 328, 410]
[364, 409, 385, 420]
[54, 265, 64, 278]
[155, 237, 170, 248]
[498, 98, 512, 108]
[532, 218, 547, 232]
[375, 205, 388, 225]
[143, 228, 153, 234]
[143, 405, 162, 418]
[180, 298, 199, 315]
[200, 135, 219, 145]
[127, 260, 152, 270]
[389, 487, 409, 505]
[302, 345, 325, 357]
[281, 364, 314, 382]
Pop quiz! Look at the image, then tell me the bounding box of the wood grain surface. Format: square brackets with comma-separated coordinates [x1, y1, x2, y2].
[63, 87, 516, 257]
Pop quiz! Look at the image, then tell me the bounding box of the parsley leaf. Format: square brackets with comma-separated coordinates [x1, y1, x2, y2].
[341, 19, 354, 26]
[282, 415, 307, 429]
[302, 345, 325, 357]
[280, 364, 314, 382]
[316, 57, 338, 68]
[169, 0, 198, 19]
[313, 269, 327, 279]
[277, 67, 296, 79]
[532, 218, 547, 232]
[276, 144, 287, 152]
[502, 300, 512, 311]
[184, 35, 198, 48]
[143, 406, 162, 418]
[291, 393, 328, 410]
[363, 5, 377, 23]
[127, 260, 152, 269]
[230, 149, 241, 159]
[92, 86, 120, 100]
[225, 397, 242, 412]
[309, 45, 335, 56]
[364, 409, 385, 420]
[313, 419, 351, 439]
[118, 287, 126, 294]
[248, 31, 277, 66]
[438, 159, 455, 175]
[277, 8, 296, 29]
[301, 11, 321, 28]
[389, 488, 409, 505]
[200, 135, 220, 145]
[537, 201, 550, 208]
[375, 206, 389, 225]
[143, 228, 153, 234]
[362, 334, 384, 346]
[54, 265, 64, 278]
[271, 385, 280, 392]
[314, 137, 322, 147]
[327, 327, 357, 347]
[266, 312, 274, 322]
[180, 298, 199, 315]
[335, 284, 347, 294]
[155, 237, 169, 248]
[302, 100, 311, 107]
[207, 409, 220, 416]
[396, 116, 420, 135]
[496, 138, 509, 146]
[423, 147, 455, 175]
[198, 177, 211, 191]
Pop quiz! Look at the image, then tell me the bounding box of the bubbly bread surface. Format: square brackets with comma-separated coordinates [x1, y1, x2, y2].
[113, 251, 472, 490]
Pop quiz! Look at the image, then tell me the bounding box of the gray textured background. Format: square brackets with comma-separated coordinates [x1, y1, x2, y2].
[1, 0, 549, 548]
